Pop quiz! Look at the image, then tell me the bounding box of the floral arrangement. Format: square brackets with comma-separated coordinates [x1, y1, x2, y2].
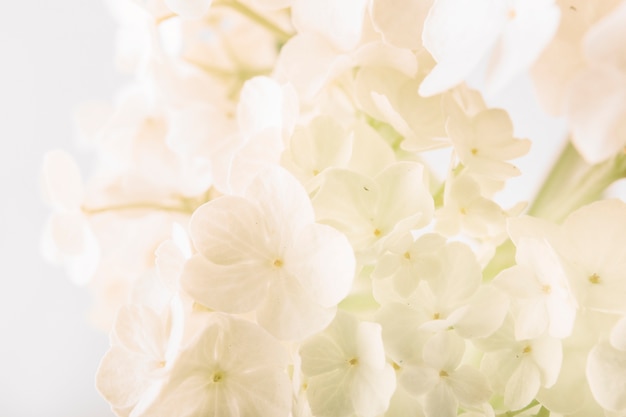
[41, 0, 626, 416]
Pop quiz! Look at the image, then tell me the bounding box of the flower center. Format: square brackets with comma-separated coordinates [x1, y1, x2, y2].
[588, 273, 601, 284]
[348, 357, 359, 366]
[273, 259, 284, 268]
[212, 371, 224, 383]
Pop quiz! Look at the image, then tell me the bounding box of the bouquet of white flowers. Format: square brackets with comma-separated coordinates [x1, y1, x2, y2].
[42, 0, 626, 416]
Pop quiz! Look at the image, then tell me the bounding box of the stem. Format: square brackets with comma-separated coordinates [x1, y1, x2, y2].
[213, 0, 292, 44]
[485, 143, 626, 280]
[527, 141, 584, 220]
[535, 406, 550, 417]
[529, 141, 626, 223]
[82, 202, 194, 215]
[82, 190, 214, 216]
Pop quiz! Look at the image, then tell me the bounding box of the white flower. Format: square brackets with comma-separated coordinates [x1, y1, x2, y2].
[299, 312, 396, 417]
[41, 150, 99, 285]
[181, 167, 355, 339]
[478, 315, 562, 411]
[369, 0, 434, 50]
[560, 199, 626, 314]
[446, 108, 530, 180]
[96, 303, 183, 416]
[587, 341, 626, 413]
[313, 162, 434, 262]
[142, 313, 292, 417]
[436, 174, 507, 240]
[420, 0, 560, 96]
[494, 237, 577, 340]
[401, 332, 491, 417]
[291, 0, 369, 52]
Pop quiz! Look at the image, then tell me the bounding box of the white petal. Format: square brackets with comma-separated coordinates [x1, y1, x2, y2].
[610, 316, 626, 351]
[287, 223, 355, 308]
[312, 168, 379, 249]
[400, 366, 439, 397]
[369, 0, 434, 50]
[113, 305, 166, 358]
[375, 162, 434, 233]
[291, 0, 369, 51]
[237, 76, 298, 138]
[514, 299, 548, 341]
[504, 359, 541, 411]
[347, 120, 396, 178]
[42, 150, 83, 211]
[96, 347, 148, 409]
[351, 363, 396, 417]
[486, 0, 560, 93]
[228, 369, 292, 417]
[587, 342, 626, 412]
[420, 0, 506, 96]
[448, 365, 491, 407]
[305, 368, 354, 417]
[189, 196, 271, 264]
[535, 349, 587, 414]
[245, 166, 315, 237]
[425, 382, 458, 417]
[530, 336, 562, 388]
[257, 276, 335, 340]
[583, 0, 626, 73]
[274, 34, 348, 100]
[455, 285, 509, 339]
[565, 66, 626, 164]
[181, 254, 268, 313]
[155, 240, 185, 293]
[423, 332, 465, 371]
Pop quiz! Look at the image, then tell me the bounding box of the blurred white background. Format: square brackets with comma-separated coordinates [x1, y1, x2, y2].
[0, 1, 121, 415]
[0, 2, 576, 417]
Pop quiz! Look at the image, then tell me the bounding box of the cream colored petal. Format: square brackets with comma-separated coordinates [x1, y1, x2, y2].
[292, 0, 369, 52]
[370, 0, 434, 50]
[181, 254, 269, 313]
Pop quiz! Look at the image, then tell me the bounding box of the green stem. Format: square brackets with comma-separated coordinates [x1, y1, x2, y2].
[527, 141, 584, 220]
[82, 190, 213, 216]
[535, 406, 550, 417]
[82, 202, 194, 215]
[213, 0, 292, 44]
[529, 141, 626, 223]
[485, 142, 626, 280]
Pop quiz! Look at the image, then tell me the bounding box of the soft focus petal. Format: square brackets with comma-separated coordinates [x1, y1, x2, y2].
[286, 223, 355, 308]
[420, 0, 506, 96]
[504, 359, 541, 411]
[292, 0, 369, 51]
[42, 150, 83, 211]
[181, 254, 267, 313]
[587, 342, 626, 412]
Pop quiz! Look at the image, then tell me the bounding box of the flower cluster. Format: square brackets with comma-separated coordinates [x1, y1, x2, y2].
[43, 1, 626, 416]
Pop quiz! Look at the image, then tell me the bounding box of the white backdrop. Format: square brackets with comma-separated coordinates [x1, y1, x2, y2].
[0, 1, 120, 416]
[0, 2, 574, 417]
